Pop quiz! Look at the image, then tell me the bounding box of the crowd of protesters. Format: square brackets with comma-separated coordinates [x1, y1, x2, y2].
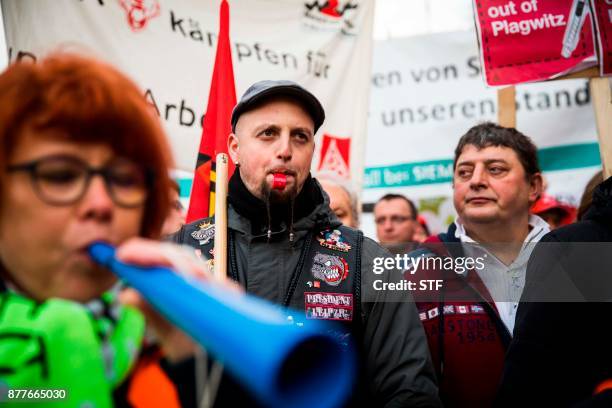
[0, 53, 610, 408]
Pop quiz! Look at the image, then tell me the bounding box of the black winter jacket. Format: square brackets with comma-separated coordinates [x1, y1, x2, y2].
[497, 176, 612, 407]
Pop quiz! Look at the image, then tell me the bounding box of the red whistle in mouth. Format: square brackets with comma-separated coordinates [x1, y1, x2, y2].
[272, 173, 287, 190]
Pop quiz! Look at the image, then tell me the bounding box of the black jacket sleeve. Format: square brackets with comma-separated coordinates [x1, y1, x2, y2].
[497, 230, 612, 407]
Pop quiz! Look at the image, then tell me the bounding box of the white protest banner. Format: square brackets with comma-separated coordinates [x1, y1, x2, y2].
[2, 0, 373, 196]
[361, 30, 600, 239]
[0, 7, 6, 70]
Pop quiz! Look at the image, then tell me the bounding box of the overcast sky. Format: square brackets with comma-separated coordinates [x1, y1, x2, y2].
[374, 0, 474, 39]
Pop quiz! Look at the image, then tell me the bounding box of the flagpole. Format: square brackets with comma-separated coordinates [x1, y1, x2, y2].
[213, 153, 229, 280]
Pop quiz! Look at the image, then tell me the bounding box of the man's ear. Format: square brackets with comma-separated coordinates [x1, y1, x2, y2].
[528, 172, 544, 204]
[228, 133, 239, 165]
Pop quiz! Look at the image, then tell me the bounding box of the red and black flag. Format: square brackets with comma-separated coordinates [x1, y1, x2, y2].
[186, 0, 236, 223]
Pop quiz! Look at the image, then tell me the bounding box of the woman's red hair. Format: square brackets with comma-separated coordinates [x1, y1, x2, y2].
[0, 53, 173, 238]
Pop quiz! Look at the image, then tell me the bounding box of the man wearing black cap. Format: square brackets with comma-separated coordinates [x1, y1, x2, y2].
[170, 80, 440, 407]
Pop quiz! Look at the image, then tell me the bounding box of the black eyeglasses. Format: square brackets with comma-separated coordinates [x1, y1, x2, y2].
[6, 155, 150, 208]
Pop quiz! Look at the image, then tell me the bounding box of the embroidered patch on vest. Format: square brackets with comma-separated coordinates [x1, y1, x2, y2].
[205, 259, 215, 274]
[311, 252, 349, 286]
[306, 281, 321, 288]
[190, 222, 215, 245]
[305, 292, 353, 307]
[317, 229, 351, 252]
[306, 306, 353, 321]
[470, 305, 485, 314]
[443, 305, 455, 315]
[420, 304, 486, 321]
[305, 292, 353, 321]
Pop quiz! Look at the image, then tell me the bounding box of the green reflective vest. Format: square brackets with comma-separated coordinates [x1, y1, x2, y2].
[0, 291, 144, 407]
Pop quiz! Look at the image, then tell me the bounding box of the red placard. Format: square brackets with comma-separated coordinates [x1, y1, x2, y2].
[474, 0, 597, 85]
[592, 0, 612, 76]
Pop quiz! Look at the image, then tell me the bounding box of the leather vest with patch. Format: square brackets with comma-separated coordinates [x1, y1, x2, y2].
[173, 220, 364, 337]
[284, 226, 363, 338]
[173, 220, 371, 406]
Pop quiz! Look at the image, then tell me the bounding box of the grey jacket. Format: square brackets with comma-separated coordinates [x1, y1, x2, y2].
[172, 182, 440, 407]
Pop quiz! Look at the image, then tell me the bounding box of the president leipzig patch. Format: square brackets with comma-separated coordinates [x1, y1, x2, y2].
[304, 292, 353, 321]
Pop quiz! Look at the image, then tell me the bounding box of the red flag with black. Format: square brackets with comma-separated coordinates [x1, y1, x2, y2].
[186, 0, 236, 223]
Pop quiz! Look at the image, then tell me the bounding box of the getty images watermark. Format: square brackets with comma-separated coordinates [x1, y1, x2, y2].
[365, 242, 612, 303]
[371, 252, 487, 292]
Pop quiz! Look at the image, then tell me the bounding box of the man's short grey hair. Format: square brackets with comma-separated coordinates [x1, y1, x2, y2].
[315, 171, 360, 227]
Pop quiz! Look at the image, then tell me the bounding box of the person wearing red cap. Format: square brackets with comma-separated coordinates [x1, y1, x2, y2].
[531, 193, 576, 229]
[170, 80, 440, 407]
[413, 215, 432, 243]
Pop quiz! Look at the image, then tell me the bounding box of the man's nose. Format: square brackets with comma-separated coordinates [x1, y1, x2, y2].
[469, 165, 487, 189]
[276, 133, 292, 161]
[77, 175, 113, 222]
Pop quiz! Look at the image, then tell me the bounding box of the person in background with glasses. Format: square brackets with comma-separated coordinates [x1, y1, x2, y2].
[373, 193, 420, 254]
[0, 53, 205, 407]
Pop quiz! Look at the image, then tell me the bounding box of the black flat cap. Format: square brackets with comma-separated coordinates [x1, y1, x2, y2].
[231, 80, 325, 133]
